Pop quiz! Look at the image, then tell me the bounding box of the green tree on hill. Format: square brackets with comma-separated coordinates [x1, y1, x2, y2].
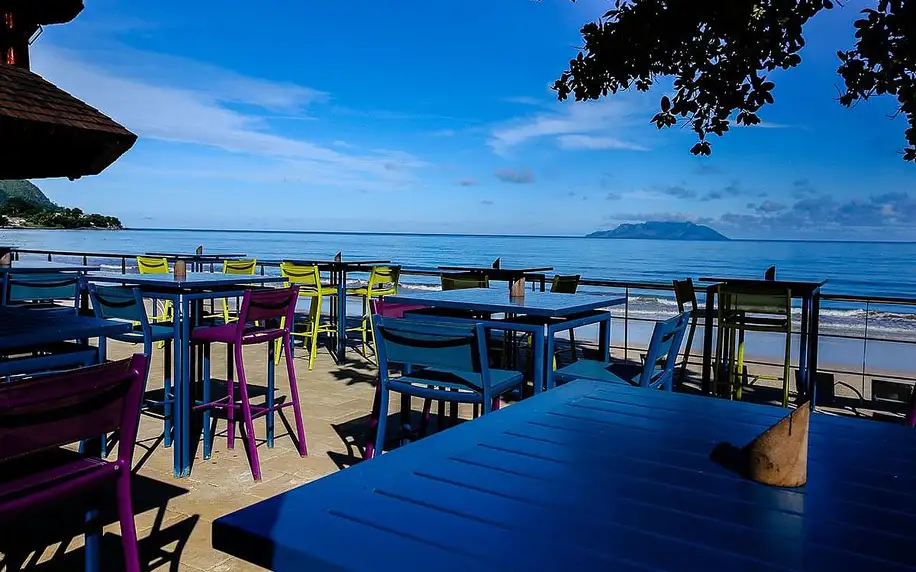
[0, 180, 122, 229]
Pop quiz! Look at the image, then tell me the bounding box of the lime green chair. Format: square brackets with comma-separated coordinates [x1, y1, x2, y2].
[220, 258, 257, 323]
[347, 265, 401, 357]
[275, 262, 336, 371]
[715, 284, 793, 407]
[441, 272, 489, 290]
[137, 256, 173, 348]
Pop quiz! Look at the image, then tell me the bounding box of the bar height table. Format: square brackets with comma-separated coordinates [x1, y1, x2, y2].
[699, 277, 827, 406]
[439, 265, 553, 292]
[83, 272, 287, 477]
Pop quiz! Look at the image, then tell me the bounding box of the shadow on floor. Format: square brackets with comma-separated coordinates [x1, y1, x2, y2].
[0, 473, 193, 572]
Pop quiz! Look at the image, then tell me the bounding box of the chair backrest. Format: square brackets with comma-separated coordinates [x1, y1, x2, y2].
[764, 265, 777, 281]
[551, 275, 580, 294]
[371, 299, 428, 318]
[638, 313, 690, 389]
[7, 273, 80, 308]
[88, 284, 148, 328]
[0, 354, 147, 465]
[720, 284, 792, 317]
[373, 316, 486, 374]
[441, 272, 489, 291]
[367, 265, 400, 296]
[280, 262, 323, 295]
[672, 278, 698, 312]
[223, 258, 257, 275]
[137, 256, 170, 274]
[238, 286, 300, 327]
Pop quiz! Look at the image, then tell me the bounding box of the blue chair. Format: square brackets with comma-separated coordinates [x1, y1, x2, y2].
[88, 285, 175, 447]
[555, 313, 690, 391]
[0, 274, 94, 378]
[5, 273, 81, 310]
[366, 317, 524, 458]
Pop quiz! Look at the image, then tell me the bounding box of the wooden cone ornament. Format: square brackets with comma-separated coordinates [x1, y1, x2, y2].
[743, 402, 810, 487]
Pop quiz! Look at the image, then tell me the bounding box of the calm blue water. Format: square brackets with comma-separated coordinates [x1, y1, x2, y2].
[3, 228, 914, 296]
[3, 228, 916, 345]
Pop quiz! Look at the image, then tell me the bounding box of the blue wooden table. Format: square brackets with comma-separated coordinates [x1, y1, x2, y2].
[389, 289, 625, 389]
[0, 260, 101, 273]
[84, 272, 287, 477]
[214, 380, 916, 571]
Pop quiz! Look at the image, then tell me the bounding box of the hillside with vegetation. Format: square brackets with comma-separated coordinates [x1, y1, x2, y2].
[0, 180, 122, 229]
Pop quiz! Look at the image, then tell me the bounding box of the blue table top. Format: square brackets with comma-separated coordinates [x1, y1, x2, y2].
[0, 307, 130, 351]
[84, 272, 287, 290]
[213, 380, 916, 572]
[0, 261, 100, 273]
[388, 288, 624, 318]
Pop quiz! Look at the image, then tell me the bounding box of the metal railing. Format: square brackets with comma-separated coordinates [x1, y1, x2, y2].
[12, 248, 916, 397]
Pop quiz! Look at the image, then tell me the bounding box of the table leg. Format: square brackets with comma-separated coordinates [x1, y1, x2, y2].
[337, 268, 347, 361]
[532, 327, 545, 395]
[84, 508, 101, 572]
[267, 340, 276, 448]
[598, 313, 611, 362]
[172, 299, 182, 477]
[180, 295, 192, 477]
[701, 285, 717, 395]
[798, 295, 810, 400]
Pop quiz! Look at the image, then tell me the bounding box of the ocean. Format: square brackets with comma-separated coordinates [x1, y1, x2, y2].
[3, 228, 916, 372]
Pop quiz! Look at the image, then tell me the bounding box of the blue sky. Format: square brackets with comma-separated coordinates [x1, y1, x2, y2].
[29, 0, 916, 238]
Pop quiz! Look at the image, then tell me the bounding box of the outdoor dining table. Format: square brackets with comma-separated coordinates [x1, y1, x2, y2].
[83, 271, 287, 477]
[698, 277, 827, 406]
[387, 288, 624, 391]
[213, 379, 916, 571]
[283, 259, 389, 362]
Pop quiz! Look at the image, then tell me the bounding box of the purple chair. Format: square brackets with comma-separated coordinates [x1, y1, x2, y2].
[192, 286, 307, 481]
[0, 354, 148, 572]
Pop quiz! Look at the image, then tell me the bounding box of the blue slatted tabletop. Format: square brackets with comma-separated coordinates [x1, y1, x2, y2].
[0, 307, 130, 351]
[388, 288, 624, 318]
[213, 380, 916, 571]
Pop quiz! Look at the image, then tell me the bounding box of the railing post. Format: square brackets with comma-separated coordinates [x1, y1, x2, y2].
[82, 255, 87, 265]
[862, 300, 870, 390]
[47, 253, 52, 261]
[624, 287, 630, 361]
[121, 257, 127, 274]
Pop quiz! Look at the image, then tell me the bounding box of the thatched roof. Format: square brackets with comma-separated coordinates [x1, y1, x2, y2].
[0, 64, 137, 180]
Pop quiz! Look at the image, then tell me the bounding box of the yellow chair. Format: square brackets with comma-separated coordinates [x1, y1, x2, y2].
[347, 266, 401, 356]
[137, 256, 173, 347]
[275, 262, 336, 371]
[220, 258, 257, 323]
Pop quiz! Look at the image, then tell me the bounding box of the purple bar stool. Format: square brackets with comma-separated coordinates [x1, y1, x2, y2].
[0, 355, 148, 572]
[192, 286, 307, 481]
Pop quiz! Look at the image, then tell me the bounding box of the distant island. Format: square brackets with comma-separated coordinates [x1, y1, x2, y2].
[0, 180, 122, 229]
[587, 221, 729, 241]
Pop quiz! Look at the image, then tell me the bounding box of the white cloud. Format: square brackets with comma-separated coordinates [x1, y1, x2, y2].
[488, 100, 646, 155]
[29, 44, 425, 188]
[557, 134, 648, 151]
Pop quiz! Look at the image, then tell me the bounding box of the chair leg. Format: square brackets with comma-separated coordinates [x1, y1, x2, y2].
[361, 297, 369, 356]
[365, 381, 382, 459]
[266, 340, 276, 448]
[735, 328, 746, 401]
[373, 385, 390, 458]
[115, 467, 141, 572]
[783, 328, 792, 408]
[227, 343, 235, 450]
[283, 333, 308, 456]
[234, 345, 261, 480]
[679, 318, 697, 385]
[491, 396, 501, 412]
[202, 342, 213, 460]
[568, 328, 578, 361]
[274, 316, 285, 366]
[308, 297, 320, 371]
[419, 398, 432, 436]
[163, 340, 173, 448]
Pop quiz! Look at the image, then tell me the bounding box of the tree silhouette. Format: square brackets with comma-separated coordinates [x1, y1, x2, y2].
[554, 0, 916, 162]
